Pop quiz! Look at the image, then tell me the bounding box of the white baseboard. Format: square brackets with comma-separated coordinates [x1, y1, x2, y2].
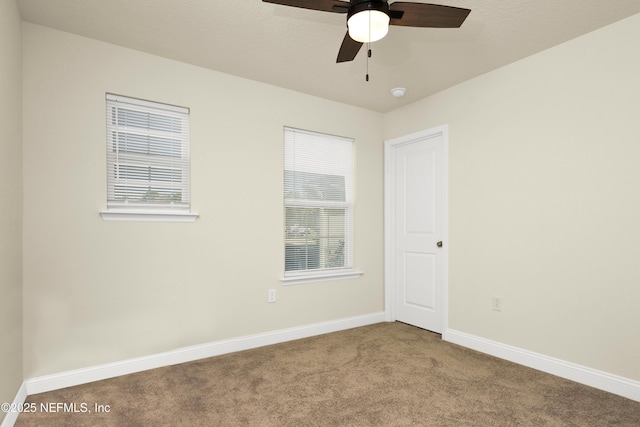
[25, 312, 386, 396]
[0, 382, 27, 427]
[444, 328, 640, 402]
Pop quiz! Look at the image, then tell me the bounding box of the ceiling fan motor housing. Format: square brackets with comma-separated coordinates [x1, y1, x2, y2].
[347, 0, 390, 20]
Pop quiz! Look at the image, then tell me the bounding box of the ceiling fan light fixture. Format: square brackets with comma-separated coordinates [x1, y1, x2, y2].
[347, 9, 390, 43]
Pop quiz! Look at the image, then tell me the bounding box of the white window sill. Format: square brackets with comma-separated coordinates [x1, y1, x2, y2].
[100, 210, 199, 223]
[280, 269, 363, 286]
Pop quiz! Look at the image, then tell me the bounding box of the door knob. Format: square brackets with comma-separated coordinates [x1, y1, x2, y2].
[437, 241, 443, 248]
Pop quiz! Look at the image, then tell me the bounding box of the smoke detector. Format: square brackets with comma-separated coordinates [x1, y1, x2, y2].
[391, 87, 406, 97]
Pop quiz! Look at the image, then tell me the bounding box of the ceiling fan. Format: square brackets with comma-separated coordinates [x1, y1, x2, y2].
[262, 0, 471, 63]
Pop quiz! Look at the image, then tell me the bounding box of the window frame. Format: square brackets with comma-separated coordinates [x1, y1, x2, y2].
[281, 127, 362, 285]
[100, 93, 198, 222]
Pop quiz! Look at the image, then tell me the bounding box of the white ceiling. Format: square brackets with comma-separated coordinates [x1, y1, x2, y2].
[17, 0, 640, 112]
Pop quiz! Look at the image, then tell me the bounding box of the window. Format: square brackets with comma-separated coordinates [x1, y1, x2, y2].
[101, 94, 197, 222]
[282, 127, 361, 284]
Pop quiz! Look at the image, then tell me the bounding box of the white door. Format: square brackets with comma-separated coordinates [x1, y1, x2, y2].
[385, 126, 447, 333]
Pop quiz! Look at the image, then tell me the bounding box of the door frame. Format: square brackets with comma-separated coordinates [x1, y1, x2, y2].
[384, 124, 449, 332]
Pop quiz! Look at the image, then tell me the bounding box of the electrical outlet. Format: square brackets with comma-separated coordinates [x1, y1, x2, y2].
[492, 296, 503, 312]
[268, 289, 277, 303]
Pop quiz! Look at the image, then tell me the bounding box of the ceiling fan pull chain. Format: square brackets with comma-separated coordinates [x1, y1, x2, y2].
[366, 43, 370, 81]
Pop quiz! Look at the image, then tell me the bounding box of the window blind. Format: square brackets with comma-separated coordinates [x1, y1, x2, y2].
[284, 127, 354, 275]
[106, 94, 190, 210]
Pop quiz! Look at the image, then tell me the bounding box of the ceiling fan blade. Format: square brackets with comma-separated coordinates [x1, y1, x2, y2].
[336, 32, 363, 63]
[262, 0, 350, 13]
[389, 2, 471, 28]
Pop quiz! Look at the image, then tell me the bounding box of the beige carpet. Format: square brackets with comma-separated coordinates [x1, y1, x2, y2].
[16, 322, 640, 426]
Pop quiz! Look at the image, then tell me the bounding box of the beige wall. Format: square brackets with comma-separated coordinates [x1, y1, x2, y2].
[22, 23, 384, 378]
[0, 0, 24, 415]
[385, 13, 640, 381]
